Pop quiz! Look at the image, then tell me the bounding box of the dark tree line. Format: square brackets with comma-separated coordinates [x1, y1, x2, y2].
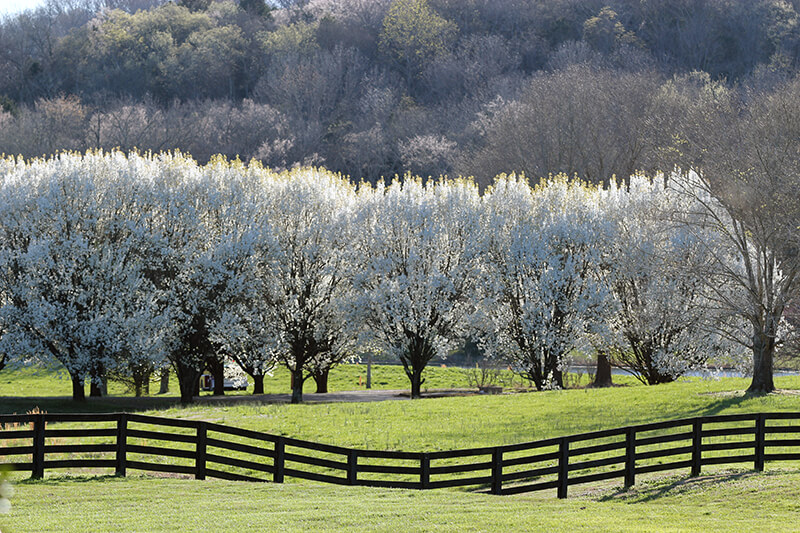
[3, 0, 800, 184]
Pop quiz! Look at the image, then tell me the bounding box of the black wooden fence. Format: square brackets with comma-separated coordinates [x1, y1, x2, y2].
[2, 412, 800, 497]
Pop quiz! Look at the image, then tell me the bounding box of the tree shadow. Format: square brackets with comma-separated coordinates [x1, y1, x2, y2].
[598, 469, 765, 503]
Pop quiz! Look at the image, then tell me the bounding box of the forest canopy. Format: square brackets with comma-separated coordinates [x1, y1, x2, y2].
[3, 0, 800, 184]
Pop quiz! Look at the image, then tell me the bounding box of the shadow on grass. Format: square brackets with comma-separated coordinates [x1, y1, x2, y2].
[597, 469, 777, 504]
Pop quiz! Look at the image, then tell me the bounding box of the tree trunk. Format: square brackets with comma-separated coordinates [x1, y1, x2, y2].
[748, 332, 775, 394]
[134, 380, 143, 398]
[252, 373, 265, 395]
[594, 350, 613, 387]
[313, 367, 329, 393]
[71, 375, 85, 402]
[553, 368, 564, 389]
[158, 367, 170, 394]
[175, 361, 201, 404]
[209, 358, 225, 396]
[89, 366, 104, 397]
[291, 368, 304, 404]
[143, 369, 151, 396]
[410, 368, 423, 399]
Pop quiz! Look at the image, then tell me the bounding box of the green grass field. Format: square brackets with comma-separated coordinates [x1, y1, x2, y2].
[2, 363, 800, 531]
[5, 469, 800, 532]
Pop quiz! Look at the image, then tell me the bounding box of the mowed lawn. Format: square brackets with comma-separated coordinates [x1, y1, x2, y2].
[6, 469, 800, 532]
[3, 365, 800, 531]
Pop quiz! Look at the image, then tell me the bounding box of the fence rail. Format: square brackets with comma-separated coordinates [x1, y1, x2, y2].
[2, 412, 800, 497]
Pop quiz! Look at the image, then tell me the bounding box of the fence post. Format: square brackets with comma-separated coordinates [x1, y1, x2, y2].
[420, 453, 430, 489]
[557, 437, 569, 499]
[31, 413, 45, 479]
[273, 436, 285, 484]
[491, 448, 503, 495]
[196, 422, 207, 480]
[755, 414, 766, 472]
[115, 413, 127, 477]
[347, 450, 358, 485]
[691, 418, 702, 477]
[624, 427, 636, 489]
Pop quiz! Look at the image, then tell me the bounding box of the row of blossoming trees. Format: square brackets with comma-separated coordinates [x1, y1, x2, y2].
[0, 151, 796, 403]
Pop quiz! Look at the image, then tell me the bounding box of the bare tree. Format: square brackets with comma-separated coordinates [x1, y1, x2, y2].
[674, 78, 800, 393]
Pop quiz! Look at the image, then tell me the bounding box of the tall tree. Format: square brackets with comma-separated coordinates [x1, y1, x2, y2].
[352, 178, 483, 398]
[674, 78, 800, 393]
[476, 175, 613, 390]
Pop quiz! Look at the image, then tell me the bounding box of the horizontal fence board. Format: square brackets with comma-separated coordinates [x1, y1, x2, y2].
[0, 446, 34, 456]
[430, 461, 491, 475]
[127, 444, 196, 460]
[205, 468, 266, 483]
[764, 426, 800, 434]
[127, 429, 196, 444]
[126, 460, 196, 476]
[284, 437, 350, 456]
[632, 418, 694, 433]
[206, 437, 275, 459]
[0, 415, 34, 425]
[635, 445, 693, 461]
[567, 469, 624, 486]
[0, 462, 33, 471]
[43, 444, 116, 454]
[502, 451, 560, 468]
[428, 475, 493, 489]
[358, 463, 420, 475]
[701, 455, 756, 466]
[127, 414, 198, 429]
[502, 438, 561, 453]
[358, 479, 421, 489]
[283, 467, 348, 485]
[765, 438, 800, 447]
[0, 430, 34, 439]
[284, 451, 347, 471]
[764, 452, 800, 461]
[501, 465, 559, 482]
[763, 413, 800, 420]
[43, 459, 116, 469]
[205, 422, 278, 443]
[568, 455, 625, 472]
[501, 479, 559, 495]
[635, 460, 693, 475]
[429, 447, 494, 460]
[205, 452, 274, 474]
[568, 427, 627, 443]
[635, 432, 693, 447]
[570, 440, 626, 457]
[45, 428, 116, 438]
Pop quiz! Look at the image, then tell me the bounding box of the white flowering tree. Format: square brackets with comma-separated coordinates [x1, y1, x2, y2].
[476, 176, 613, 390]
[0, 153, 168, 401]
[205, 161, 280, 396]
[599, 175, 737, 385]
[250, 169, 359, 403]
[352, 178, 483, 398]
